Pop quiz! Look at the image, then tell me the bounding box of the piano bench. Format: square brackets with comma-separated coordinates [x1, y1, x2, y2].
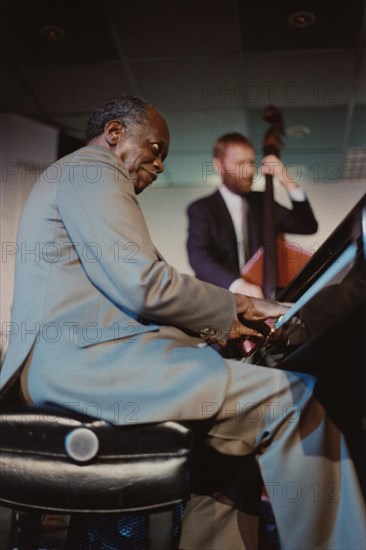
[0, 404, 193, 549]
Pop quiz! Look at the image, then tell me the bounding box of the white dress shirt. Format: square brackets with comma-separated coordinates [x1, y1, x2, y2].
[218, 183, 306, 295]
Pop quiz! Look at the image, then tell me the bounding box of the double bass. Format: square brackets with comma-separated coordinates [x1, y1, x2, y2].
[241, 105, 312, 299]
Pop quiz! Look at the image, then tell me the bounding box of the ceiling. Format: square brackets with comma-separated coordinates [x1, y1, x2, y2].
[1, 0, 365, 186]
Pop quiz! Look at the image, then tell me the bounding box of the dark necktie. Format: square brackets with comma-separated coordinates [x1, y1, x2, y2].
[241, 197, 251, 263]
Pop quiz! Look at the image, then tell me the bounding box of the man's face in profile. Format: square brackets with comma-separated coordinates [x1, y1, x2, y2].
[215, 143, 256, 196]
[116, 108, 170, 194]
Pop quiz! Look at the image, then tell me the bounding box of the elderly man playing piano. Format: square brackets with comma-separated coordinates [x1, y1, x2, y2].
[1, 96, 364, 550]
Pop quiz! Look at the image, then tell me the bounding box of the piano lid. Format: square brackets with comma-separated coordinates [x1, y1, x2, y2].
[277, 194, 366, 303]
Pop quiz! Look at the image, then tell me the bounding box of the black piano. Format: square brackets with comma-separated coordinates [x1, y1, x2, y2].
[190, 194, 366, 516]
[274, 193, 366, 494]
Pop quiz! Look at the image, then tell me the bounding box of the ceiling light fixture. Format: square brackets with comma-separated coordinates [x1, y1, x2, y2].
[287, 125, 311, 139]
[39, 25, 65, 42]
[288, 11, 316, 28]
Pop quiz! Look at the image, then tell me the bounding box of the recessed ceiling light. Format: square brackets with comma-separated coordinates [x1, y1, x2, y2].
[288, 11, 316, 28]
[39, 25, 65, 42]
[287, 125, 311, 139]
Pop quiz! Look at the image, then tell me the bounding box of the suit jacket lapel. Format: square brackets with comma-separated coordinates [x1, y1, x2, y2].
[212, 191, 237, 243]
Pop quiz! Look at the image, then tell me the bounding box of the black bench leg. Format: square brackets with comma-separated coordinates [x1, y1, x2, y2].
[16, 512, 43, 550]
[148, 510, 176, 550]
[0, 507, 16, 550]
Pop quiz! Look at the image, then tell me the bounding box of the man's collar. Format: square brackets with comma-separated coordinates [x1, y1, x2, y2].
[218, 184, 249, 204]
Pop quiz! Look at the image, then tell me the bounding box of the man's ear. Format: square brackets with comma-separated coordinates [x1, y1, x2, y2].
[104, 120, 124, 147]
[213, 157, 222, 175]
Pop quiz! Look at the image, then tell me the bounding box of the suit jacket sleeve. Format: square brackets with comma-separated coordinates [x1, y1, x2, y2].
[276, 198, 318, 235]
[187, 200, 239, 289]
[56, 148, 237, 342]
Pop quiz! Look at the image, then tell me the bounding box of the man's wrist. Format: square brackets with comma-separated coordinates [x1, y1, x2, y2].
[233, 292, 251, 316]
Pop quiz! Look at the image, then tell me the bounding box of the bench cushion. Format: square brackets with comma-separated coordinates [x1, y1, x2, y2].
[0, 405, 193, 513]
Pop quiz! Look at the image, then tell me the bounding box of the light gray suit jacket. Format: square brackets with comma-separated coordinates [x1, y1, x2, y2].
[1, 146, 237, 424]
